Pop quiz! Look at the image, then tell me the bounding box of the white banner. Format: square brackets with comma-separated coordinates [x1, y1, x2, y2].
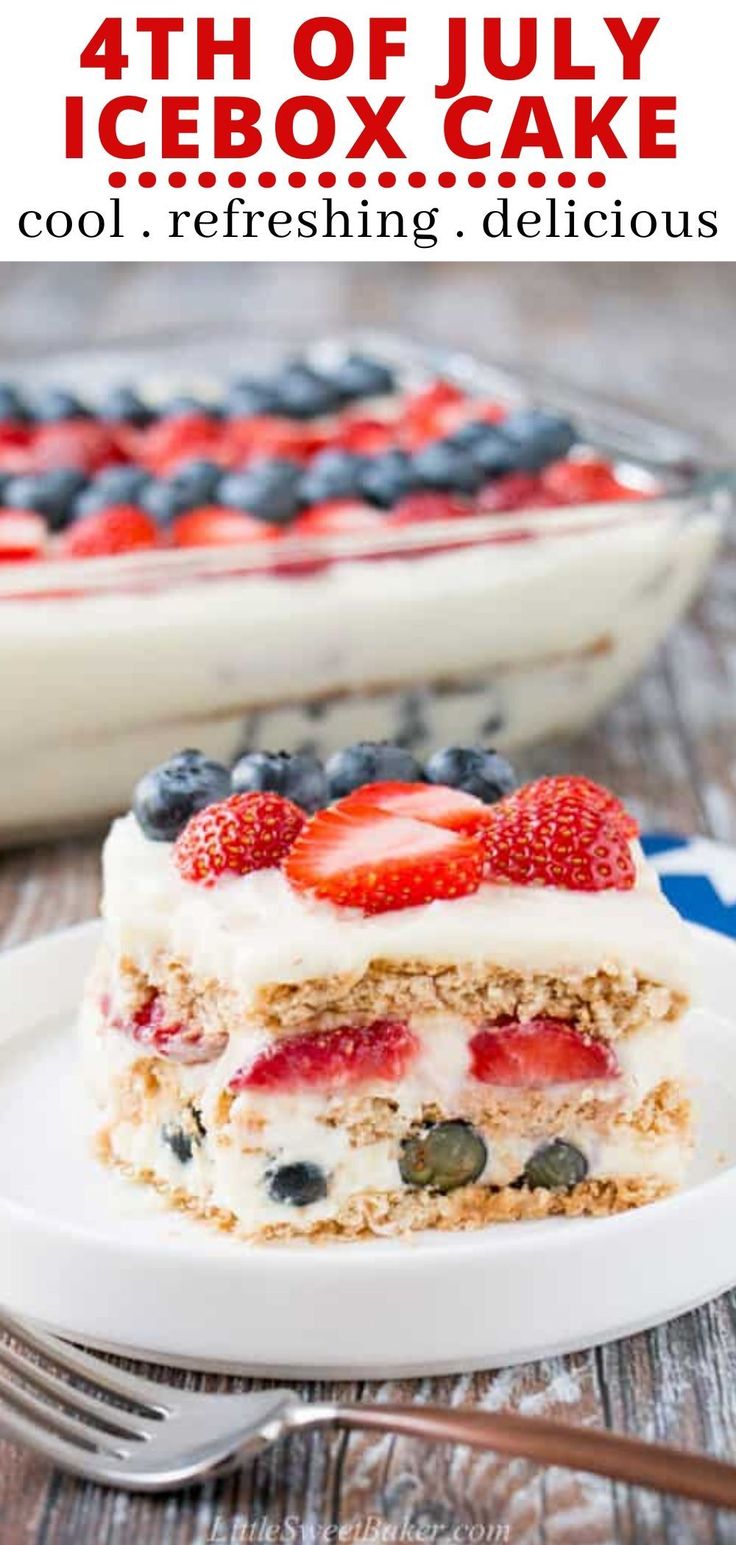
[0, 0, 732, 259]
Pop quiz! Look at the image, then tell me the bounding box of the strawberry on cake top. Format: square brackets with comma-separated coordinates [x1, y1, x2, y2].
[81, 741, 693, 1241]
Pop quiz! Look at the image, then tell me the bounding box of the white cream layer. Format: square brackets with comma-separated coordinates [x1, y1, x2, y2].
[104, 1110, 688, 1234]
[101, 814, 693, 1007]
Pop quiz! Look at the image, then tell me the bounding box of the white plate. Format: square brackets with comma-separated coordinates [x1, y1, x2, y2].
[1, 920, 735, 1378]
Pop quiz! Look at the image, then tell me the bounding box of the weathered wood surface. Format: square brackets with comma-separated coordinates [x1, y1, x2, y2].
[0, 262, 735, 1544]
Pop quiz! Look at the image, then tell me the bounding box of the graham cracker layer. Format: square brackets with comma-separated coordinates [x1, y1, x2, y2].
[316, 1079, 690, 1149]
[116, 950, 688, 1042]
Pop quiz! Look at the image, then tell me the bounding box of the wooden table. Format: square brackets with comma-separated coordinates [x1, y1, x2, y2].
[1, 262, 735, 1543]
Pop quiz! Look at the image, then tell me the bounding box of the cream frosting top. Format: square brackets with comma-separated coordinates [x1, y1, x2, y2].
[101, 814, 694, 999]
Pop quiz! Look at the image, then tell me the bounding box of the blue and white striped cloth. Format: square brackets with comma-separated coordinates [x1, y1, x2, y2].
[643, 834, 736, 939]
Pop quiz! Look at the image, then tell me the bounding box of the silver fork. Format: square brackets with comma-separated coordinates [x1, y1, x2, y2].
[1, 1312, 736, 1506]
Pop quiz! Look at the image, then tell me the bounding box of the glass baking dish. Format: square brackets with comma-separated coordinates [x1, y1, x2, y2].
[0, 333, 730, 844]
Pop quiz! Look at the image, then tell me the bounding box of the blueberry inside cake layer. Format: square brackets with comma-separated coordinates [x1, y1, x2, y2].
[80, 746, 694, 1241]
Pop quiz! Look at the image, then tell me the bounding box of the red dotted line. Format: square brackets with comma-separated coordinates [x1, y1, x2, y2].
[109, 169, 607, 191]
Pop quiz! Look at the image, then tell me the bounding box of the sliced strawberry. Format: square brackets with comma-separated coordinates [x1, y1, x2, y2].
[174, 791, 305, 886]
[136, 412, 223, 475]
[284, 804, 485, 914]
[475, 473, 553, 514]
[291, 500, 384, 538]
[541, 456, 644, 506]
[398, 380, 467, 448]
[222, 415, 312, 467]
[231, 1019, 418, 1094]
[389, 492, 469, 527]
[31, 420, 128, 474]
[0, 445, 34, 476]
[0, 423, 33, 449]
[338, 781, 492, 835]
[480, 775, 637, 891]
[123, 992, 227, 1064]
[296, 424, 337, 460]
[469, 1018, 620, 1086]
[172, 507, 279, 548]
[0, 509, 48, 562]
[0, 424, 34, 474]
[330, 416, 396, 456]
[58, 505, 161, 558]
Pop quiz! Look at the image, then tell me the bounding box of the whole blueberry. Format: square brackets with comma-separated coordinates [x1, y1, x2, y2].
[450, 422, 516, 480]
[425, 747, 517, 805]
[271, 363, 344, 420]
[74, 465, 152, 516]
[132, 748, 231, 842]
[223, 377, 284, 417]
[3, 469, 88, 530]
[399, 1120, 487, 1193]
[0, 384, 30, 423]
[161, 1124, 194, 1164]
[267, 1161, 328, 1207]
[161, 1105, 206, 1165]
[219, 458, 303, 524]
[326, 740, 423, 800]
[97, 386, 154, 427]
[142, 478, 200, 525]
[413, 438, 485, 495]
[325, 353, 396, 401]
[500, 409, 577, 471]
[523, 1140, 588, 1190]
[231, 750, 327, 813]
[299, 450, 368, 506]
[170, 458, 222, 504]
[30, 387, 91, 423]
[360, 450, 420, 509]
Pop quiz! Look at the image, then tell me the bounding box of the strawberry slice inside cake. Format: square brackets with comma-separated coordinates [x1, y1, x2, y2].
[80, 745, 693, 1241]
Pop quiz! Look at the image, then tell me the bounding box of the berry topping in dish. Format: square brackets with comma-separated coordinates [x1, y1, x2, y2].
[58, 505, 160, 558]
[0, 510, 47, 562]
[0, 352, 654, 565]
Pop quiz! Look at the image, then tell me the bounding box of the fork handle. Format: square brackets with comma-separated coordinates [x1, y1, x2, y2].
[317, 1403, 736, 1511]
